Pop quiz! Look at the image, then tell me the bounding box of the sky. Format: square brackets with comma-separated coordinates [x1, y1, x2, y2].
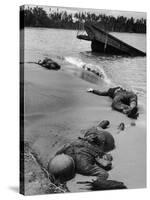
[24, 4, 146, 19]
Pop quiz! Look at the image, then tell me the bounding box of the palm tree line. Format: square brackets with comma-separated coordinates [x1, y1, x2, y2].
[20, 6, 146, 33]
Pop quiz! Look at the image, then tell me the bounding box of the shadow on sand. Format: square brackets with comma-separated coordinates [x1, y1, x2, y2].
[9, 186, 19, 193]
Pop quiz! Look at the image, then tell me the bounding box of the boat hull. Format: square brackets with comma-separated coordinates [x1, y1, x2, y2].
[91, 41, 131, 55]
[77, 23, 146, 56]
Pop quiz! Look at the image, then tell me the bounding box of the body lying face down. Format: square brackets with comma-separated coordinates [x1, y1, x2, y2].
[87, 87, 138, 119]
[54, 127, 115, 180]
[48, 123, 127, 190]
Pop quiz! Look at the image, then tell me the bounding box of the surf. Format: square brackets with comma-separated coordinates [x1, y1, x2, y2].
[64, 56, 112, 85]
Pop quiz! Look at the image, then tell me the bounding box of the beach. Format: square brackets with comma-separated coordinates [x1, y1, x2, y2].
[23, 61, 146, 194]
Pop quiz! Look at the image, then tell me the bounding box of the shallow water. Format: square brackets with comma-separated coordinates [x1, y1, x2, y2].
[24, 27, 146, 116]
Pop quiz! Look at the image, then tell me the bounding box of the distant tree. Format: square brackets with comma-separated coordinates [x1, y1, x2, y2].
[20, 6, 146, 33]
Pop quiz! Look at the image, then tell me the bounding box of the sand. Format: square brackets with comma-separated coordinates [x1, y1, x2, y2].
[23, 62, 146, 194]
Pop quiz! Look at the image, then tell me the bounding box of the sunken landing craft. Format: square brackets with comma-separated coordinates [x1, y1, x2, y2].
[77, 23, 146, 56]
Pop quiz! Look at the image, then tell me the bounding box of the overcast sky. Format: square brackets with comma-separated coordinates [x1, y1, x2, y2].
[25, 4, 146, 19]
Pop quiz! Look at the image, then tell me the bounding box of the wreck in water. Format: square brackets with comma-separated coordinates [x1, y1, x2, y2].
[77, 23, 146, 56]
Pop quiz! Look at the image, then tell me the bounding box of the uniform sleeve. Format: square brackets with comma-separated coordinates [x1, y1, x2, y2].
[55, 143, 71, 155]
[92, 89, 109, 96]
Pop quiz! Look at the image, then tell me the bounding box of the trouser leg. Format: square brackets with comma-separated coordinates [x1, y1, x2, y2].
[112, 93, 138, 117]
[112, 98, 130, 112]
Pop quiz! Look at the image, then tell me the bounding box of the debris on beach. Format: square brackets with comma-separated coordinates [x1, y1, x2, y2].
[98, 120, 110, 129]
[77, 177, 127, 190]
[117, 122, 125, 134]
[130, 121, 136, 126]
[38, 58, 61, 70]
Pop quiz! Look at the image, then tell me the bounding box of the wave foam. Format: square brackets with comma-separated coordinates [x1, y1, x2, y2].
[65, 56, 85, 68]
[65, 56, 112, 85]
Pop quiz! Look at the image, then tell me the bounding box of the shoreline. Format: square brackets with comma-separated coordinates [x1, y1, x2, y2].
[23, 27, 147, 35]
[23, 62, 146, 194]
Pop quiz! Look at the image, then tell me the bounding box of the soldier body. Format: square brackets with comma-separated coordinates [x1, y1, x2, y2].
[87, 87, 138, 118]
[56, 126, 115, 179]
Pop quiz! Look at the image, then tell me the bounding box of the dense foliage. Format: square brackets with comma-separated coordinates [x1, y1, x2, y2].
[20, 6, 146, 33]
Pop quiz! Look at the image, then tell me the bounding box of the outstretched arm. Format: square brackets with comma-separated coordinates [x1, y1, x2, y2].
[87, 88, 109, 96]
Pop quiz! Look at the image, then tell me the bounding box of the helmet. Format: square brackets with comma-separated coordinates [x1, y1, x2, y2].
[48, 154, 75, 182]
[84, 128, 115, 152]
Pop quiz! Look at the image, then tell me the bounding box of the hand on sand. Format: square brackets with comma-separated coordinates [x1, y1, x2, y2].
[95, 155, 112, 170]
[123, 108, 131, 114]
[87, 88, 94, 92]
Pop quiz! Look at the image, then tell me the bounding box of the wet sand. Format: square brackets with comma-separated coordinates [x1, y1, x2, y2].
[23, 63, 146, 194]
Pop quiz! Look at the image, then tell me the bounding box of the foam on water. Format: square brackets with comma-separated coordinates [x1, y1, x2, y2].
[65, 56, 85, 68]
[65, 56, 112, 85]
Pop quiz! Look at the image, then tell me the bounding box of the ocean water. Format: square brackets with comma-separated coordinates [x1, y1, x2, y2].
[24, 28, 146, 116]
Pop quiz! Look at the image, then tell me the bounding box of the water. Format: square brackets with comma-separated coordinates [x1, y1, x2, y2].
[24, 28, 146, 115]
